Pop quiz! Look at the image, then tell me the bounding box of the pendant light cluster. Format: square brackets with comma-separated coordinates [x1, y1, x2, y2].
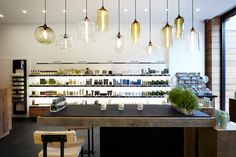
[34, 0, 200, 52]
[34, 0, 55, 45]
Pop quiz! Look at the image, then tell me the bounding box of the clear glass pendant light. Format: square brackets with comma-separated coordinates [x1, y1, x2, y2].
[161, 0, 173, 48]
[56, 0, 73, 51]
[34, 0, 55, 45]
[114, 0, 126, 52]
[79, 0, 95, 43]
[131, 0, 140, 44]
[97, 0, 109, 32]
[188, 0, 200, 51]
[174, 0, 184, 39]
[145, 0, 156, 55]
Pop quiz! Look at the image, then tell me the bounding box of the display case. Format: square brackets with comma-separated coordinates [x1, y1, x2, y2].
[12, 60, 27, 114]
[28, 61, 170, 106]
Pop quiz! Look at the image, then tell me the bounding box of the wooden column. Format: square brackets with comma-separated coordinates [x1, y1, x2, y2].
[205, 17, 221, 110]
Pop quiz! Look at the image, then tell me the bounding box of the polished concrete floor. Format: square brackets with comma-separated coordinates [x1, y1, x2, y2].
[0, 118, 98, 157]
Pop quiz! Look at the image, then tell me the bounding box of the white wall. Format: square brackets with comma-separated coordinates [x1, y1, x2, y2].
[0, 21, 205, 76]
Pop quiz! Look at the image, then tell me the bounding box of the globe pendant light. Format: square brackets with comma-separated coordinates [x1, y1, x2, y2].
[188, 0, 200, 51]
[34, 0, 55, 45]
[56, 0, 73, 51]
[79, 0, 95, 43]
[174, 0, 184, 39]
[97, 0, 109, 32]
[114, 0, 126, 52]
[145, 0, 156, 55]
[161, 0, 173, 48]
[131, 0, 140, 44]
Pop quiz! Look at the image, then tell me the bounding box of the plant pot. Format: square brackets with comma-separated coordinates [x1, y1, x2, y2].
[171, 103, 195, 115]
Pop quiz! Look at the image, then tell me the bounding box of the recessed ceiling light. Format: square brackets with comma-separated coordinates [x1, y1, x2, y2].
[196, 8, 200, 12]
[22, 10, 27, 14]
[144, 8, 148, 12]
[165, 8, 168, 12]
[0, 14, 4, 18]
[123, 9, 128, 12]
[42, 10, 46, 13]
[82, 9, 86, 13]
[62, 9, 66, 13]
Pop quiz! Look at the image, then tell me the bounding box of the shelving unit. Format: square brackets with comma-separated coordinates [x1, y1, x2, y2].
[12, 60, 27, 114]
[28, 62, 170, 106]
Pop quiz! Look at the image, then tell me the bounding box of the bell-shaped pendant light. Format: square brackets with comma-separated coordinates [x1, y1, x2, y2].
[56, 0, 73, 51]
[97, 0, 109, 32]
[162, 0, 173, 48]
[34, 0, 55, 44]
[114, 0, 126, 52]
[145, 0, 156, 55]
[174, 0, 184, 39]
[188, 0, 200, 51]
[79, 0, 95, 43]
[131, 0, 140, 44]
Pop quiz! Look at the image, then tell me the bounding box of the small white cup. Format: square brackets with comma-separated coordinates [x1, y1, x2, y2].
[101, 104, 107, 111]
[118, 103, 124, 110]
[137, 103, 144, 111]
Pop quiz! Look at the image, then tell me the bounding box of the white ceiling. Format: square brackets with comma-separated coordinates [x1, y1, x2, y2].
[0, 0, 236, 24]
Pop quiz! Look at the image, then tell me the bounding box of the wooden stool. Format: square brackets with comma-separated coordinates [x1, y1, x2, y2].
[65, 126, 94, 157]
[34, 130, 85, 157]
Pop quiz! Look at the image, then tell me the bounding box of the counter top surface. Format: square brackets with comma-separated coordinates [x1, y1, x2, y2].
[42, 105, 210, 118]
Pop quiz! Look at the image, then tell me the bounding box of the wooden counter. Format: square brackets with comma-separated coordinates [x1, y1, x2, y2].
[37, 105, 215, 128]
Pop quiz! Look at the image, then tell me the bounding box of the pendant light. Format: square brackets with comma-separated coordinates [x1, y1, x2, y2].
[97, 0, 109, 32]
[161, 0, 173, 48]
[144, 0, 156, 54]
[56, 0, 73, 51]
[79, 0, 95, 43]
[174, 0, 184, 39]
[114, 0, 126, 52]
[131, 0, 140, 44]
[188, 0, 200, 51]
[34, 0, 55, 45]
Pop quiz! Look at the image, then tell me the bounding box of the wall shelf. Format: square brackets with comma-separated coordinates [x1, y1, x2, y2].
[29, 85, 170, 88]
[29, 95, 166, 98]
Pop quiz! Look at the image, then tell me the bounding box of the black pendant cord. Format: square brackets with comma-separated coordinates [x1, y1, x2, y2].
[102, 0, 104, 7]
[64, 0, 67, 36]
[135, 0, 137, 20]
[178, 0, 180, 15]
[44, 0, 47, 25]
[149, 0, 151, 42]
[166, 0, 169, 24]
[192, 0, 194, 28]
[86, 0, 88, 18]
[118, 0, 120, 33]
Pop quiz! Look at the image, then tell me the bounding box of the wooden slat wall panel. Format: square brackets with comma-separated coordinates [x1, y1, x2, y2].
[205, 17, 221, 110]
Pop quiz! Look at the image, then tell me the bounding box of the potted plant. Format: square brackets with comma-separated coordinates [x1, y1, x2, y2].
[168, 88, 199, 115]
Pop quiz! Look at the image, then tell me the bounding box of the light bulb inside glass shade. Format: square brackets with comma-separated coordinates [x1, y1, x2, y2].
[79, 17, 95, 43]
[56, 34, 73, 51]
[144, 41, 157, 55]
[174, 15, 184, 39]
[34, 24, 55, 44]
[114, 32, 125, 52]
[131, 19, 140, 44]
[188, 27, 200, 51]
[161, 23, 173, 48]
[97, 6, 109, 32]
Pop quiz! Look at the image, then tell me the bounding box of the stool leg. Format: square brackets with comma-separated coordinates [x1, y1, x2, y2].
[80, 147, 84, 157]
[91, 126, 94, 155]
[88, 128, 91, 157]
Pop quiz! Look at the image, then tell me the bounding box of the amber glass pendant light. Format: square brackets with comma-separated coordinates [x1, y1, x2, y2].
[188, 0, 200, 51]
[174, 0, 184, 39]
[56, 0, 73, 51]
[97, 0, 109, 32]
[131, 0, 140, 44]
[114, 0, 126, 52]
[161, 0, 173, 48]
[79, 0, 95, 43]
[145, 0, 156, 54]
[34, 0, 55, 45]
